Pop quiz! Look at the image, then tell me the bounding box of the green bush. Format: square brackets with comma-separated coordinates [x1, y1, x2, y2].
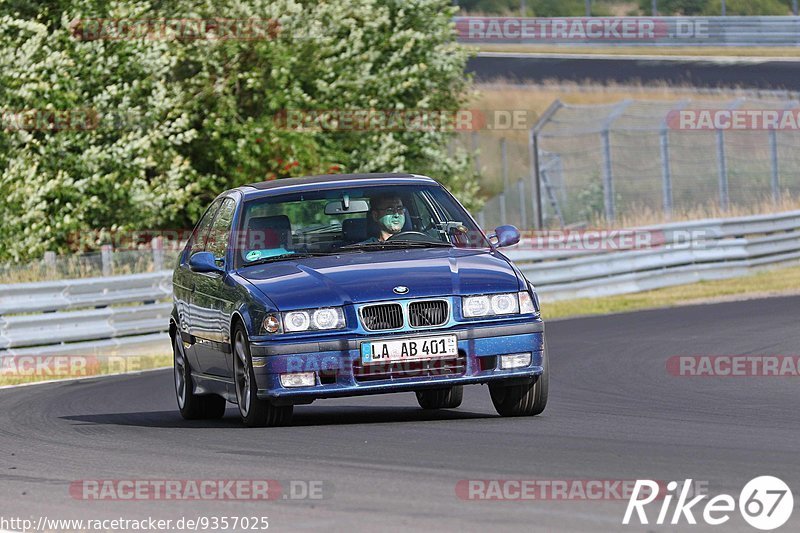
[0, 0, 479, 262]
[636, 0, 709, 15]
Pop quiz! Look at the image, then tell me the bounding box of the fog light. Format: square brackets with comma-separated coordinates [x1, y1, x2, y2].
[280, 372, 316, 388]
[499, 353, 532, 369]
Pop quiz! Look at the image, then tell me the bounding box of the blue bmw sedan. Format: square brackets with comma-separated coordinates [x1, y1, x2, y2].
[171, 173, 547, 426]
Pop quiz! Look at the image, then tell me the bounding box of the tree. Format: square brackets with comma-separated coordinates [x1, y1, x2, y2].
[0, 0, 478, 262]
[637, 0, 710, 15]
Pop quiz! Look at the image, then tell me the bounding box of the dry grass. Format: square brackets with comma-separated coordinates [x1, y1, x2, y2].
[0, 354, 172, 387]
[544, 263, 800, 320]
[593, 193, 800, 228]
[0, 250, 179, 284]
[470, 80, 766, 121]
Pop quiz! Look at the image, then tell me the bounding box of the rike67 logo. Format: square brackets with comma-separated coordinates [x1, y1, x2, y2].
[624, 476, 793, 530]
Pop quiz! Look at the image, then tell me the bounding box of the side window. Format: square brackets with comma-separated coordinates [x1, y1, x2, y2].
[205, 198, 236, 259]
[189, 199, 223, 256]
[407, 193, 439, 234]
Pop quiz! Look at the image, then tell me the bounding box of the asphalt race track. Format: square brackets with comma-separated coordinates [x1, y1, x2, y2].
[468, 53, 800, 90]
[1, 296, 798, 532]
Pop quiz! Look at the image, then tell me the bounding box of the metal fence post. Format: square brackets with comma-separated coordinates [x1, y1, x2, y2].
[43, 251, 56, 276]
[151, 236, 164, 271]
[101, 244, 113, 277]
[716, 129, 729, 211]
[529, 129, 543, 230]
[471, 131, 480, 176]
[601, 129, 615, 222]
[769, 128, 780, 203]
[529, 100, 563, 230]
[597, 100, 631, 224]
[660, 127, 673, 218]
[518, 179, 527, 230]
[500, 137, 508, 223]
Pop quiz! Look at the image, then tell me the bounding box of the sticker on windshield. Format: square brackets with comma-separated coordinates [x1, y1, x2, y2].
[246, 250, 262, 262]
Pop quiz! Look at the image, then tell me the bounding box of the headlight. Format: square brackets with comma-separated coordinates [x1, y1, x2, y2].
[463, 295, 491, 317]
[491, 293, 519, 315]
[463, 292, 538, 318]
[282, 307, 345, 333]
[284, 311, 311, 332]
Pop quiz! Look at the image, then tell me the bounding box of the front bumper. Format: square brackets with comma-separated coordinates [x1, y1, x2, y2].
[250, 320, 545, 404]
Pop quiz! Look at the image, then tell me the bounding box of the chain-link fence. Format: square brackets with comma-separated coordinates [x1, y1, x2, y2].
[472, 97, 800, 230]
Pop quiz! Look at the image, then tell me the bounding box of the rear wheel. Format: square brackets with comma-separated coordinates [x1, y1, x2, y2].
[489, 344, 549, 417]
[233, 326, 293, 427]
[415, 386, 463, 409]
[173, 334, 226, 420]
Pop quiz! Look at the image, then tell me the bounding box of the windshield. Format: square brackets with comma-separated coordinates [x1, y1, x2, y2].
[234, 184, 489, 266]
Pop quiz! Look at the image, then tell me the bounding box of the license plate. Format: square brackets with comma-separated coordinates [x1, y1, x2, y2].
[361, 335, 458, 365]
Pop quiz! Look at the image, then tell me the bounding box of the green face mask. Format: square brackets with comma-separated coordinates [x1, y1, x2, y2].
[379, 213, 405, 233]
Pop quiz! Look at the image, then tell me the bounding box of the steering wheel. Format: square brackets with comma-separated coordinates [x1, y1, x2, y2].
[386, 231, 434, 242]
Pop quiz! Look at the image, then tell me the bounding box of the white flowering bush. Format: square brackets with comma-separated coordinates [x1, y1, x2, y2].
[0, 0, 477, 262]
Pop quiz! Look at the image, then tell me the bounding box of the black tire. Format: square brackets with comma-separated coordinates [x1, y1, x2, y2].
[173, 334, 227, 420]
[233, 326, 293, 427]
[489, 343, 549, 417]
[415, 386, 464, 409]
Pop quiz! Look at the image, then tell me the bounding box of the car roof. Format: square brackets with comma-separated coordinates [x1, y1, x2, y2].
[236, 173, 439, 197]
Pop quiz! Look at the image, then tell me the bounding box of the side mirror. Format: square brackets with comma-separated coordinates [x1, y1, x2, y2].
[489, 225, 521, 248]
[189, 251, 224, 273]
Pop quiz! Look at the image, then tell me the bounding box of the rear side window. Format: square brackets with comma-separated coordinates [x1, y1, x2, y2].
[205, 198, 236, 259]
[189, 198, 223, 256]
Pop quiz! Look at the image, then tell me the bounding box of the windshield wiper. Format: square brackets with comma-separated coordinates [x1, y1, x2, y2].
[339, 240, 453, 251]
[242, 252, 330, 266]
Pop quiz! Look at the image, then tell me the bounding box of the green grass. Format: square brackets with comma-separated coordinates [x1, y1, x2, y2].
[544, 263, 800, 320]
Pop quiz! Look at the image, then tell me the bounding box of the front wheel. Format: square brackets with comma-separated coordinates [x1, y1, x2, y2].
[173, 334, 226, 420]
[233, 327, 293, 427]
[489, 346, 549, 417]
[415, 386, 463, 409]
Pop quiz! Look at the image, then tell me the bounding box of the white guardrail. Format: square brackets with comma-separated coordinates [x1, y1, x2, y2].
[0, 272, 172, 356]
[506, 209, 800, 301]
[1, 210, 799, 355]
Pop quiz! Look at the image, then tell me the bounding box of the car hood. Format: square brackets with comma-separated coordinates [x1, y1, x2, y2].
[239, 248, 521, 310]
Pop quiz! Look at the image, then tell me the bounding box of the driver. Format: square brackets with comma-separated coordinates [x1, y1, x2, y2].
[365, 193, 405, 243]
